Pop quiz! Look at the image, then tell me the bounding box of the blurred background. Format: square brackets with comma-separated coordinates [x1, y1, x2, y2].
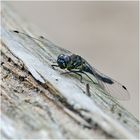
[4, 1, 139, 119]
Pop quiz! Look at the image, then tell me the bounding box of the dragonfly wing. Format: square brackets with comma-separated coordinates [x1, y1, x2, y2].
[92, 67, 130, 100]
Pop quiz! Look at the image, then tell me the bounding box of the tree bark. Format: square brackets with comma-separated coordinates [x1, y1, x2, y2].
[1, 3, 139, 139]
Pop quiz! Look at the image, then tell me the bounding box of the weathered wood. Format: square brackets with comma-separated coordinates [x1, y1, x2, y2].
[1, 3, 139, 139]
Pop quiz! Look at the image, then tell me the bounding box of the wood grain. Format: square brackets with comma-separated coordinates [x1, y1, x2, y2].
[1, 3, 139, 139]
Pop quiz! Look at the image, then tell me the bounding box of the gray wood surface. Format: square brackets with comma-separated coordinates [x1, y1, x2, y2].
[1, 3, 139, 139]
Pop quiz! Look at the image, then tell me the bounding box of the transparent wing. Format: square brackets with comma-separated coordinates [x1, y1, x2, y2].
[91, 67, 130, 100]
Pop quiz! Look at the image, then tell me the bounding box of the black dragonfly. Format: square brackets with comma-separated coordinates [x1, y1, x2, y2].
[52, 54, 130, 100]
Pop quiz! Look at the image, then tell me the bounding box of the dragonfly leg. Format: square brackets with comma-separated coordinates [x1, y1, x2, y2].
[51, 64, 59, 69]
[60, 71, 70, 75]
[61, 69, 97, 85]
[61, 70, 84, 83]
[78, 71, 97, 85]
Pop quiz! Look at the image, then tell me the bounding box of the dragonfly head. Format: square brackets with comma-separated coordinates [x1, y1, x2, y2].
[57, 54, 71, 69]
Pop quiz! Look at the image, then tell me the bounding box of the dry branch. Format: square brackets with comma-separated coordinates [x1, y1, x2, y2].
[1, 3, 139, 139]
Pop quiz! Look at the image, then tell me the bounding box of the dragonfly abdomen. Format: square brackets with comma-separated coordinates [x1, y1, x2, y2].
[95, 73, 113, 84]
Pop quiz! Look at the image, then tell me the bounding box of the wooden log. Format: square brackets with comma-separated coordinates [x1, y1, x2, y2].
[1, 3, 139, 139]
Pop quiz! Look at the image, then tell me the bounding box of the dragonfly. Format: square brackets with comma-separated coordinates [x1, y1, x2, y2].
[12, 30, 130, 100]
[52, 54, 130, 100]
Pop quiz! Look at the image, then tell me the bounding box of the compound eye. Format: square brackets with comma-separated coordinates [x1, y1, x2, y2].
[57, 54, 66, 69]
[57, 54, 71, 69]
[63, 55, 71, 63]
[58, 54, 65, 60]
[57, 59, 66, 68]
